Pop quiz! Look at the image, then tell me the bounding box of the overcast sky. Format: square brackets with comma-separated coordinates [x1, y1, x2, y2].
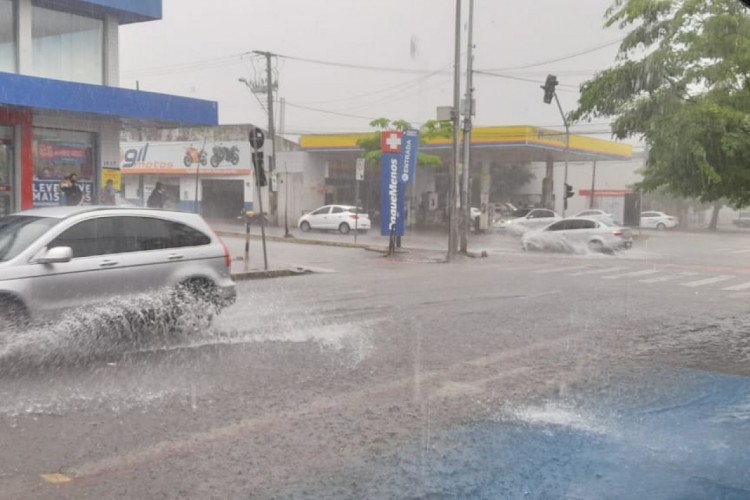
[119, 0, 624, 139]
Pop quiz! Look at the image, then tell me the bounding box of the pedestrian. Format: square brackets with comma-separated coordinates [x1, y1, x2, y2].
[100, 179, 116, 205]
[60, 173, 84, 206]
[147, 182, 166, 208]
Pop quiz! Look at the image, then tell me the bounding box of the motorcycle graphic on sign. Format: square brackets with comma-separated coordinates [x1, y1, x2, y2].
[183, 145, 208, 167]
[210, 145, 240, 168]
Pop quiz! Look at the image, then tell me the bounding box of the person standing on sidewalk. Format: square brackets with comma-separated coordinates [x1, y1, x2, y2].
[147, 182, 166, 208]
[60, 173, 84, 206]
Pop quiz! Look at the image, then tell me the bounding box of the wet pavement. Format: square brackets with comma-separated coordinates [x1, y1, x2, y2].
[0, 229, 748, 499]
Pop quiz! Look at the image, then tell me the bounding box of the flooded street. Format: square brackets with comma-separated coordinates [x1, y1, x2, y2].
[0, 232, 748, 499]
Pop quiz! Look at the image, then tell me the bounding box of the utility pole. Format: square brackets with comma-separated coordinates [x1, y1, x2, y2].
[448, 0, 462, 260]
[460, 0, 475, 254]
[253, 51, 279, 226]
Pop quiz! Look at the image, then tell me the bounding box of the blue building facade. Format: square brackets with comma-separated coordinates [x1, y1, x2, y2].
[0, 0, 218, 213]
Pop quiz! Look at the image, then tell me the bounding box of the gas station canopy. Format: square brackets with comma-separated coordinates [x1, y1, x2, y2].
[299, 126, 632, 163]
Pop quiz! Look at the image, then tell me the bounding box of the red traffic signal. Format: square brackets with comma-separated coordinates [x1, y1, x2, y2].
[541, 74, 559, 104]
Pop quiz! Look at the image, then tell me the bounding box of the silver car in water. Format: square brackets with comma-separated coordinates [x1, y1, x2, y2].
[522, 217, 633, 253]
[0, 206, 236, 328]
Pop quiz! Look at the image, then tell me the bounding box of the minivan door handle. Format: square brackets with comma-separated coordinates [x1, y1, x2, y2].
[168, 254, 184, 261]
[100, 259, 118, 267]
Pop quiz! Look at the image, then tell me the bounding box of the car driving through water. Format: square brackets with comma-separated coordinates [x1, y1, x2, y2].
[0, 206, 236, 329]
[521, 217, 633, 254]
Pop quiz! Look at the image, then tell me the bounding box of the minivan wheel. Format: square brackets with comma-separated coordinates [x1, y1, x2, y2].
[0, 296, 29, 332]
[300, 221, 311, 232]
[339, 222, 351, 234]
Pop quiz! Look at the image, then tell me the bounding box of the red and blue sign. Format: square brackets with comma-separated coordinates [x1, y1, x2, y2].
[380, 129, 420, 237]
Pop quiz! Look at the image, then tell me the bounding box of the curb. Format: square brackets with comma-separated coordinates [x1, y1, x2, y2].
[230, 267, 313, 281]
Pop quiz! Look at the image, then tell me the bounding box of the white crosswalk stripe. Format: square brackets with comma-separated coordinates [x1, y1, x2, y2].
[681, 275, 736, 288]
[639, 271, 698, 284]
[729, 248, 750, 254]
[534, 265, 591, 274]
[722, 281, 750, 292]
[568, 266, 628, 276]
[601, 269, 660, 280]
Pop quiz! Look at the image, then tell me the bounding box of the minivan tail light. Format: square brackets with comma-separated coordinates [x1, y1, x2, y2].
[349, 214, 358, 220]
[220, 238, 231, 268]
[612, 230, 624, 237]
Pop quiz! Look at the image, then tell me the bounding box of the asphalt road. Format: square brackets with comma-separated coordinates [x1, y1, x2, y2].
[0, 230, 748, 499]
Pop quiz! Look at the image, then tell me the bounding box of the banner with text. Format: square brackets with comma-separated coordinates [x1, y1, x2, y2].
[380, 153, 405, 237]
[33, 180, 94, 207]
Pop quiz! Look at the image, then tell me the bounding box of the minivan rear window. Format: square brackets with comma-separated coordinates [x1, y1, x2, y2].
[0, 216, 59, 262]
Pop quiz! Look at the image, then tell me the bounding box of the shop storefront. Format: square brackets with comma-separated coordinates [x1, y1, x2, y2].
[0, 0, 218, 213]
[120, 141, 262, 221]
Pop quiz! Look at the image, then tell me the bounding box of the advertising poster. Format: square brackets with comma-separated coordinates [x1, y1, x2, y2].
[33, 180, 93, 207]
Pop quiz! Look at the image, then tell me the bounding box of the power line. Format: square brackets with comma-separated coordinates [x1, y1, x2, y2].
[296, 62, 453, 106]
[474, 70, 579, 91]
[477, 38, 624, 72]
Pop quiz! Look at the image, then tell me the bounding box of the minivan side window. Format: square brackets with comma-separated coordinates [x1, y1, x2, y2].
[120, 217, 211, 252]
[49, 217, 119, 258]
[331, 206, 344, 214]
[121, 217, 172, 252]
[169, 221, 211, 247]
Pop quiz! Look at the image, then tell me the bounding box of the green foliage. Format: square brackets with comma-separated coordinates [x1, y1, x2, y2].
[573, 0, 750, 207]
[355, 118, 452, 167]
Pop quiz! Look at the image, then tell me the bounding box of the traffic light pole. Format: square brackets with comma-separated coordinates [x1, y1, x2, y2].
[553, 92, 570, 216]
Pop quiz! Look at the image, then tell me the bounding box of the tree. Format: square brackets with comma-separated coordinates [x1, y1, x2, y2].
[356, 118, 451, 166]
[489, 163, 535, 202]
[354, 118, 452, 215]
[572, 0, 750, 208]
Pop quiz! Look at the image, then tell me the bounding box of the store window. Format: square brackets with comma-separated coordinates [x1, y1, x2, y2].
[0, 0, 15, 73]
[32, 6, 103, 84]
[33, 128, 96, 207]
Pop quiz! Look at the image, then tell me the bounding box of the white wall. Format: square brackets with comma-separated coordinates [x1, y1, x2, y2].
[277, 151, 327, 220]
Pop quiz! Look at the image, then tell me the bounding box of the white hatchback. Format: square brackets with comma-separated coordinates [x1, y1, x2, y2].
[494, 208, 561, 235]
[298, 205, 371, 234]
[640, 211, 679, 230]
[573, 209, 618, 225]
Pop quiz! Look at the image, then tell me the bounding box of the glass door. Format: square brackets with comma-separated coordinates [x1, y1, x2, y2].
[0, 126, 14, 216]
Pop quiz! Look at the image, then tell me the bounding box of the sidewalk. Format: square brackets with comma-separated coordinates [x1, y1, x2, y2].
[208, 219, 493, 253]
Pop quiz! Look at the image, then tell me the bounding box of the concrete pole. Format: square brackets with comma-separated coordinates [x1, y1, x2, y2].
[460, 0, 475, 253]
[448, 0, 461, 260]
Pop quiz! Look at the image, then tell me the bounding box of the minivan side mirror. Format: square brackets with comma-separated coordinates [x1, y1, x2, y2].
[36, 246, 73, 264]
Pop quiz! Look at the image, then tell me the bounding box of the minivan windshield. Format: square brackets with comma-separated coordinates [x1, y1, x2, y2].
[0, 216, 58, 262]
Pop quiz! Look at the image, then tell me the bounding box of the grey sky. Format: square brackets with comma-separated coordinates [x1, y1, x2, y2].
[119, 0, 622, 137]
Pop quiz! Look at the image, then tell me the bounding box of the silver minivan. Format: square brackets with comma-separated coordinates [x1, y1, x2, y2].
[0, 206, 236, 328]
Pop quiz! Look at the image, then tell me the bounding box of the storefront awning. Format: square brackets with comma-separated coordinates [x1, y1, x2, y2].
[0, 72, 217, 127]
[34, 0, 161, 24]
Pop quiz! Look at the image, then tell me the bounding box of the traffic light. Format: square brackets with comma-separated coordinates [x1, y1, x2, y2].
[541, 74, 559, 104]
[565, 183, 574, 199]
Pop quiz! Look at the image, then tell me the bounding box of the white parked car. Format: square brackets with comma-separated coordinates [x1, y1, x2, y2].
[522, 217, 633, 253]
[298, 205, 371, 234]
[640, 211, 678, 230]
[494, 208, 561, 235]
[573, 209, 618, 225]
